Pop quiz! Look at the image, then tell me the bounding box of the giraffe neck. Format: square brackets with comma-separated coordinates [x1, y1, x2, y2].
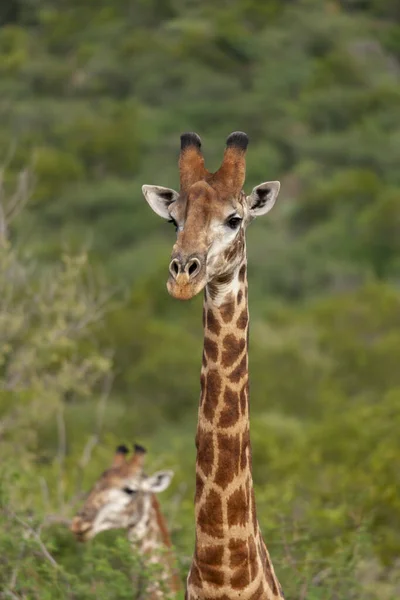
[187, 257, 284, 599]
[127, 495, 180, 598]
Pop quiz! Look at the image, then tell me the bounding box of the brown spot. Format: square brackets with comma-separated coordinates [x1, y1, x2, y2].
[237, 289, 243, 304]
[250, 489, 258, 535]
[200, 372, 206, 401]
[202, 307, 206, 328]
[196, 429, 214, 477]
[223, 247, 233, 261]
[249, 581, 265, 599]
[195, 544, 224, 587]
[198, 489, 224, 538]
[231, 564, 251, 589]
[240, 381, 248, 415]
[229, 538, 251, 589]
[240, 450, 248, 471]
[219, 294, 235, 323]
[259, 538, 267, 566]
[222, 334, 246, 369]
[263, 544, 279, 596]
[227, 486, 248, 527]
[236, 308, 248, 330]
[196, 544, 224, 566]
[217, 269, 235, 285]
[207, 309, 221, 336]
[214, 433, 240, 489]
[238, 264, 246, 282]
[229, 354, 247, 384]
[241, 427, 250, 471]
[229, 538, 247, 568]
[248, 536, 258, 580]
[218, 387, 240, 428]
[203, 369, 222, 422]
[204, 337, 218, 362]
[202, 351, 207, 368]
[195, 472, 205, 504]
[188, 561, 202, 588]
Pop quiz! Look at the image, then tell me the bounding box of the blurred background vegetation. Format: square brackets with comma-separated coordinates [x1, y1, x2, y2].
[0, 0, 399, 598]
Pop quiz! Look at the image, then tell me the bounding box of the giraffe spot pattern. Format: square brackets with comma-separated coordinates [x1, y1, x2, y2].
[219, 294, 235, 323]
[207, 309, 221, 336]
[188, 562, 202, 589]
[200, 373, 206, 403]
[203, 369, 222, 422]
[250, 488, 258, 536]
[194, 544, 224, 587]
[227, 486, 248, 527]
[241, 427, 250, 471]
[223, 242, 240, 262]
[198, 489, 224, 538]
[230, 562, 251, 589]
[214, 433, 240, 489]
[237, 289, 243, 304]
[236, 308, 248, 330]
[196, 429, 214, 477]
[259, 540, 280, 596]
[240, 381, 248, 415]
[204, 336, 218, 362]
[248, 536, 259, 580]
[229, 354, 247, 384]
[249, 581, 265, 599]
[238, 264, 246, 282]
[229, 537, 248, 569]
[218, 387, 240, 428]
[195, 472, 205, 504]
[195, 543, 224, 567]
[229, 537, 251, 589]
[221, 334, 246, 369]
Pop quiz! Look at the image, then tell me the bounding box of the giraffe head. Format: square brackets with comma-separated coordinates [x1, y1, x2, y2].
[142, 132, 280, 300]
[70, 444, 174, 542]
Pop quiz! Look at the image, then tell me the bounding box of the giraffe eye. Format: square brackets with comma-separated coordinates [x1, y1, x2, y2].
[226, 216, 242, 230]
[122, 487, 136, 495]
[168, 218, 178, 232]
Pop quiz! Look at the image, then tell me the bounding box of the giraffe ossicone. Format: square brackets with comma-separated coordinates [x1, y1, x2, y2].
[142, 133, 285, 599]
[70, 443, 180, 598]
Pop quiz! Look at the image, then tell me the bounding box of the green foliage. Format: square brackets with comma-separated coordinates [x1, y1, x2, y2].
[0, 0, 400, 598]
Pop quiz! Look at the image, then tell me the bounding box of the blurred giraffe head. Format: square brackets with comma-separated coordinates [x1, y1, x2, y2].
[142, 132, 280, 300]
[70, 444, 174, 542]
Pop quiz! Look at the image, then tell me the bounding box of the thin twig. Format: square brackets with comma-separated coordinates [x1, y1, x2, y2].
[8, 511, 60, 569]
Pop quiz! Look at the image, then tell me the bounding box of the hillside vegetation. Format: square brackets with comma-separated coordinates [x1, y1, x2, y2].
[0, 1, 399, 598]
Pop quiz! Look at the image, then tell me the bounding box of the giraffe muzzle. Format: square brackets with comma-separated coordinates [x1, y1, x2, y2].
[70, 516, 92, 541]
[167, 255, 206, 300]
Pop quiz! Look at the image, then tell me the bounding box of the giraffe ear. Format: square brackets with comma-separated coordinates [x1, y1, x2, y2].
[246, 181, 280, 218]
[142, 470, 174, 493]
[142, 185, 179, 219]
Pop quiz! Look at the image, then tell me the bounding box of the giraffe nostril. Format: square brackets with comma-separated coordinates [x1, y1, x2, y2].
[186, 258, 201, 279]
[169, 259, 181, 280]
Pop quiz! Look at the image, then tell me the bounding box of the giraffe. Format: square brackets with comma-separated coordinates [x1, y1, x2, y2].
[142, 132, 285, 600]
[70, 443, 181, 599]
